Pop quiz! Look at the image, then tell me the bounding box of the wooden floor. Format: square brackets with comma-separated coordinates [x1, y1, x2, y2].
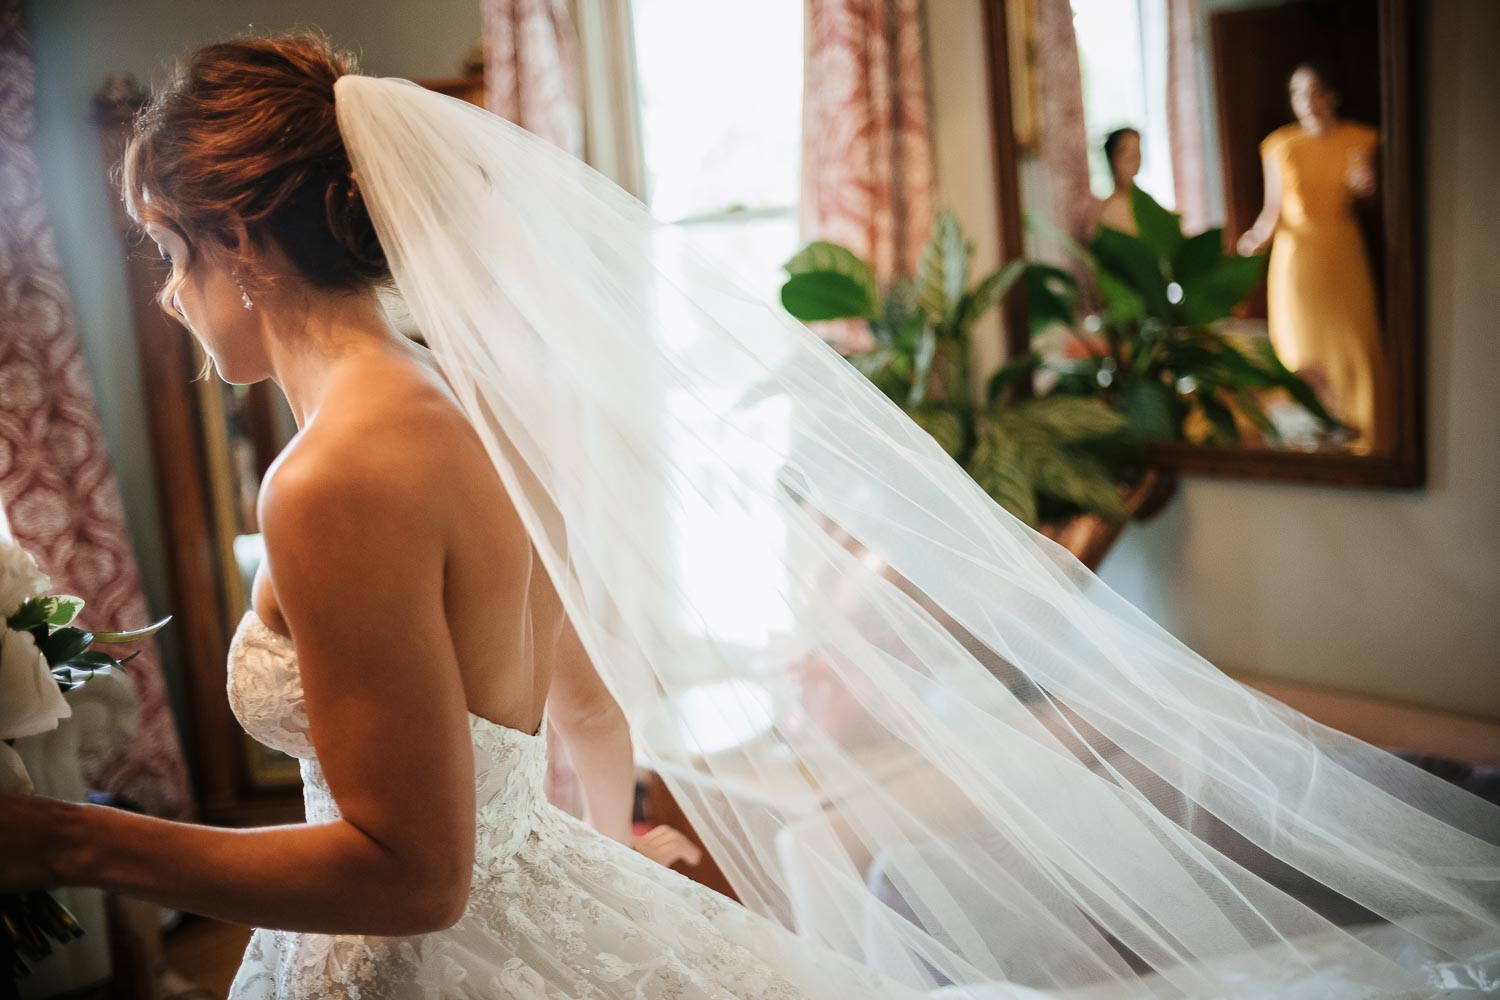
[163, 918, 253, 999]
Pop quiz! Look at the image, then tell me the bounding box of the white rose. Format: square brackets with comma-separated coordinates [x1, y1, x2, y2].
[0, 542, 50, 619]
[0, 741, 32, 796]
[0, 626, 71, 741]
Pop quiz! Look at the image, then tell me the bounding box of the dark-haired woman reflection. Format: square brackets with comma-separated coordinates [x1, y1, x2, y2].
[1095, 127, 1141, 236]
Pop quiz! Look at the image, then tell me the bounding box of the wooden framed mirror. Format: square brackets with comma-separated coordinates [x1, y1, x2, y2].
[983, 0, 1422, 487]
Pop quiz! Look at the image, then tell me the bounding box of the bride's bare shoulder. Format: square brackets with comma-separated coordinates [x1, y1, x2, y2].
[260, 352, 497, 532]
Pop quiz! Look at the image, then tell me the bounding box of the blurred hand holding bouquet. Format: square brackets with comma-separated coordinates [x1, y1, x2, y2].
[0, 537, 168, 983]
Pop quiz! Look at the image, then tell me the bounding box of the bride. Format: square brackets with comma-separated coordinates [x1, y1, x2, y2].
[3, 34, 1497, 999]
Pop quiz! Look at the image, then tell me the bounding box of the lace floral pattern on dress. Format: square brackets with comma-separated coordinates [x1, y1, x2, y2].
[223, 611, 903, 1000]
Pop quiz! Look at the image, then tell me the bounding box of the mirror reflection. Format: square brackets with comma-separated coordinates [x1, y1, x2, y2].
[1015, 0, 1395, 456]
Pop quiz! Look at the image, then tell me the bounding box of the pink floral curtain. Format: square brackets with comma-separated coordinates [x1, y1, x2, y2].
[483, 0, 584, 157]
[800, 0, 935, 286]
[1166, 0, 1212, 234]
[0, 2, 192, 819]
[1033, 0, 1094, 247]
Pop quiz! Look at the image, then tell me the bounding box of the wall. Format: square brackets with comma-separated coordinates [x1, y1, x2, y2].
[25, 0, 481, 719]
[923, 0, 1005, 390]
[929, 0, 1500, 720]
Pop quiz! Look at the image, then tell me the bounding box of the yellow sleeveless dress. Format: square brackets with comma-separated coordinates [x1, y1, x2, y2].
[1262, 121, 1386, 452]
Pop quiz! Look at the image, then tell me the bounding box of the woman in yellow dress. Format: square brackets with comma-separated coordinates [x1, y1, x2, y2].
[1238, 61, 1386, 453]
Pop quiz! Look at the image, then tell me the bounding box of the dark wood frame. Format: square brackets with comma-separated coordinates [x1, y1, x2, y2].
[982, 0, 1424, 488]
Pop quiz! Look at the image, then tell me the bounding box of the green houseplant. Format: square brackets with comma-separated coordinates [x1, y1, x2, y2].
[778, 192, 1331, 554]
[781, 211, 1143, 527]
[1024, 186, 1337, 447]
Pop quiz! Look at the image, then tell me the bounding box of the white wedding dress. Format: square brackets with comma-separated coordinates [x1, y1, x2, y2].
[222, 610, 913, 1000]
[219, 608, 1496, 1000]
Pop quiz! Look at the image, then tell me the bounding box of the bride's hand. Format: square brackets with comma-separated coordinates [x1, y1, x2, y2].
[630, 824, 703, 869]
[0, 794, 71, 892]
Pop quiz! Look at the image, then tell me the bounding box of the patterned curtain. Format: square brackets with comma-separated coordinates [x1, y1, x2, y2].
[483, 0, 584, 157]
[483, 0, 587, 817]
[1033, 0, 1093, 247]
[1166, 0, 1212, 234]
[800, 0, 935, 290]
[0, 1, 192, 818]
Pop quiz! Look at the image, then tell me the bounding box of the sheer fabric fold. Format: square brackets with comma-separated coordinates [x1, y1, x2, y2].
[335, 76, 1500, 997]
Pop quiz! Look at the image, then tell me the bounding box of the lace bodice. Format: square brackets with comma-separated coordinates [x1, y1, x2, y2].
[226, 611, 552, 863]
[224, 610, 905, 999]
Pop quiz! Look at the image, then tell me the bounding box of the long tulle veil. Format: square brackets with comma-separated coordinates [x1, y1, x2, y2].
[334, 75, 1500, 997]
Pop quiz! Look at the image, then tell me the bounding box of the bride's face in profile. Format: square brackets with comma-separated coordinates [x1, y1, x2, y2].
[145, 221, 267, 384]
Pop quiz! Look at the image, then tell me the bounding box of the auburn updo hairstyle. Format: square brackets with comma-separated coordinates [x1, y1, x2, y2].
[122, 32, 390, 303]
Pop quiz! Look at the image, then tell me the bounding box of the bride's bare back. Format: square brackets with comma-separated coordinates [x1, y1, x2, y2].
[253, 341, 562, 739]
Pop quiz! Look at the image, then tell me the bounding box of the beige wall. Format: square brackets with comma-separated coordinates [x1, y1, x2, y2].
[26, 0, 481, 717]
[927, 0, 1500, 719]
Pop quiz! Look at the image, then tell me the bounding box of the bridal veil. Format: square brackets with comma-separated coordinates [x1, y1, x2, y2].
[335, 75, 1499, 997]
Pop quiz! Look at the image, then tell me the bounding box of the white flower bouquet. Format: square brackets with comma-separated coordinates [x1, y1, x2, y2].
[0, 538, 169, 982]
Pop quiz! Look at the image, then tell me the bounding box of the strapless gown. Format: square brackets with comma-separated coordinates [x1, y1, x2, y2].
[220, 611, 1487, 998]
[221, 611, 914, 999]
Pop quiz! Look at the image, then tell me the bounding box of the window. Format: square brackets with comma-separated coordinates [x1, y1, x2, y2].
[631, 0, 804, 301]
[1072, 0, 1176, 208]
[628, 0, 804, 650]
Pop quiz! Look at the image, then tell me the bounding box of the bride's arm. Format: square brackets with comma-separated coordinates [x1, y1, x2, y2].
[546, 615, 635, 843]
[1, 451, 478, 936]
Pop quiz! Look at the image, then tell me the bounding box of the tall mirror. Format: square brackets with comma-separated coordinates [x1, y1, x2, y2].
[988, 0, 1421, 486]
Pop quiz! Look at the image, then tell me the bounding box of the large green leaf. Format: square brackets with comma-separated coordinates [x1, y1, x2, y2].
[916, 210, 969, 324]
[1025, 264, 1080, 334]
[1092, 226, 1169, 319]
[907, 326, 939, 407]
[987, 352, 1042, 405]
[780, 272, 878, 322]
[41, 627, 94, 667]
[909, 404, 968, 459]
[1016, 396, 1129, 444]
[969, 433, 1039, 526]
[893, 311, 924, 353]
[1178, 253, 1265, 327]
[1171, 228, 1226, 287]
[1130, 186, 1183, 261]
[959, 259, 1027, 333]
[1233, 388, 1281, 442]
[8, 595, 85, 632]
[1029, 447, 1128, 521]
[7, 598, 49, 632]
[1251, 340, 1340, 428]
[878, 278, 920, 345]
[1196, 392, 1242, 445]
[1095, 269, 1146, 324]
[782, 241, 880, 319]
[1214, 340, 1278, 390]
[1119, 378, 1179, 441]
[785, 240, 878, 291]
[63, 650, 119, 673]
[44, 596, 85, 628]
